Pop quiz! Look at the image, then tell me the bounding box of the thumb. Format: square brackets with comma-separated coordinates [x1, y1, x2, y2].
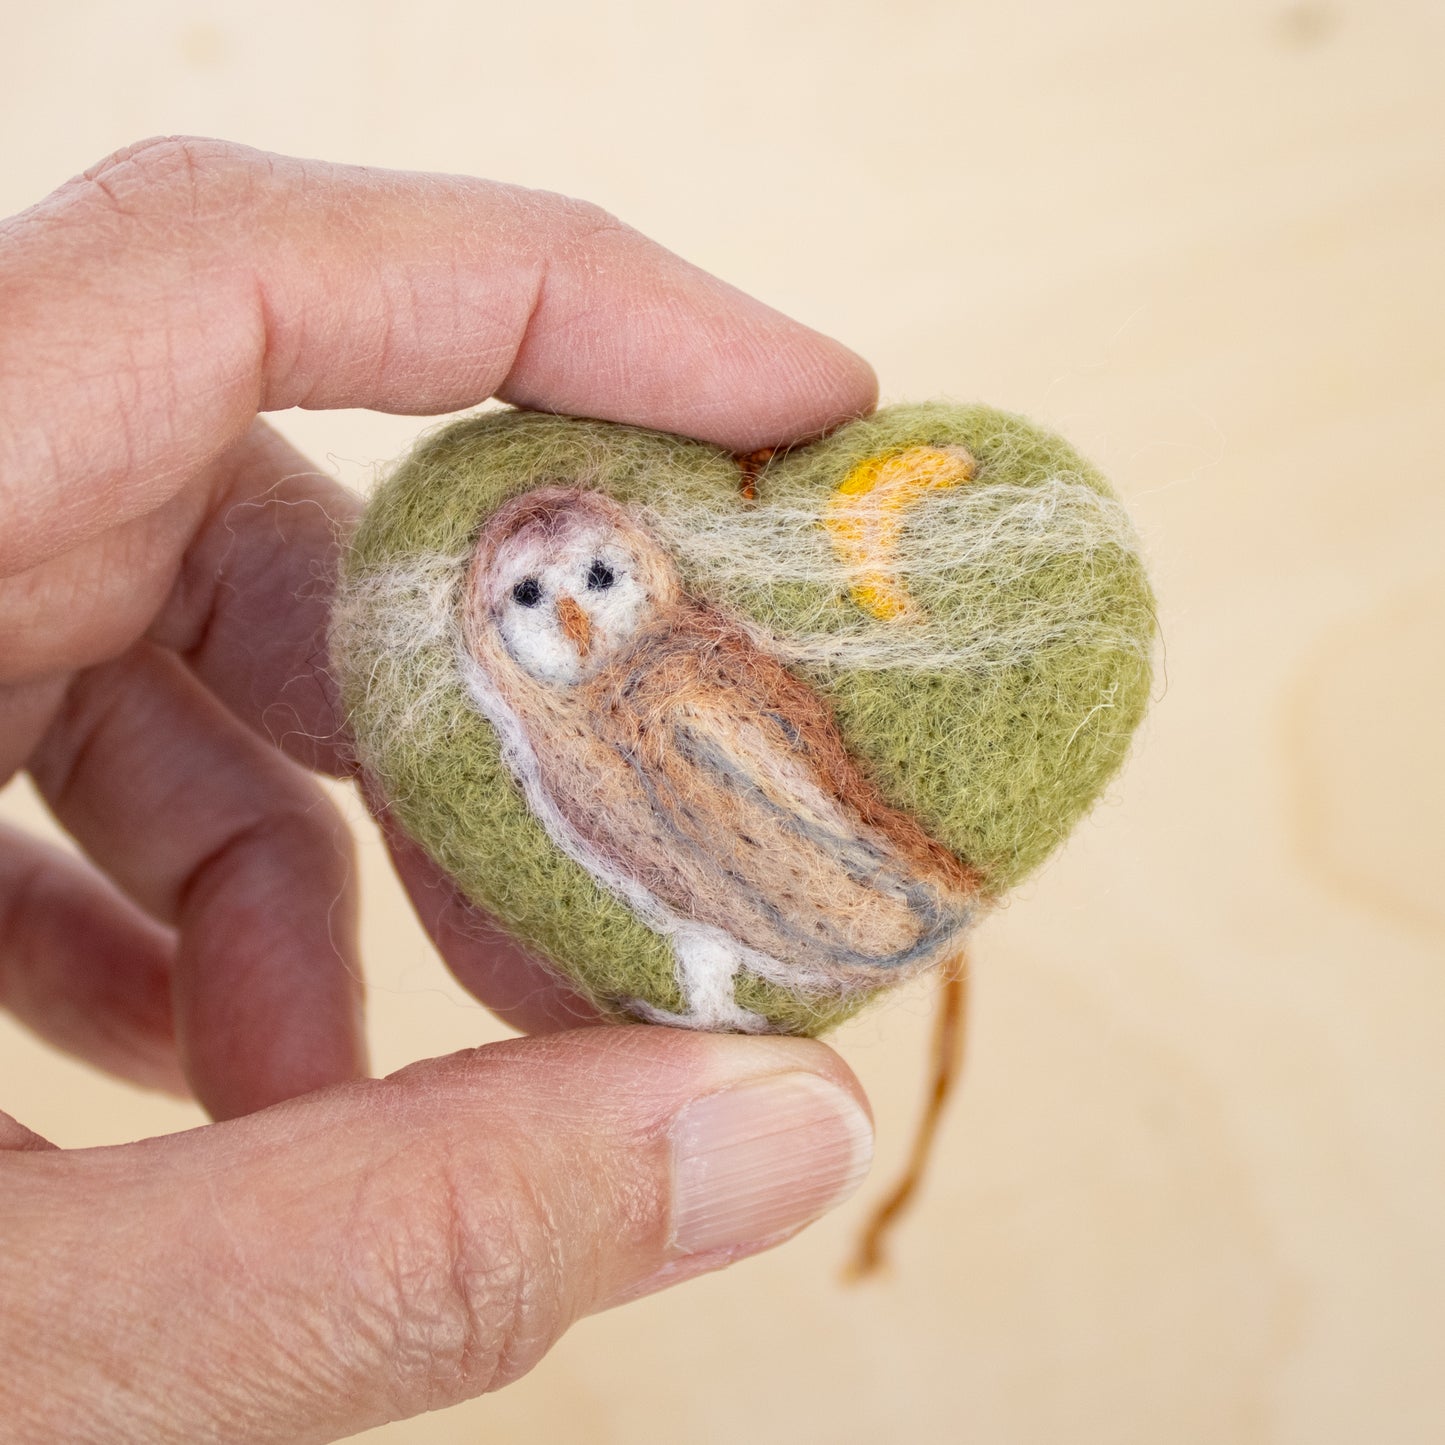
[3, 1028, 872, 1444]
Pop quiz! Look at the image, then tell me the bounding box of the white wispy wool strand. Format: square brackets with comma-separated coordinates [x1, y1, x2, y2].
[642, 478, 1147, 671]
[332, 476, 1145, 707]
[329, 549, 468, 754]
[330, 475, 1147, 778]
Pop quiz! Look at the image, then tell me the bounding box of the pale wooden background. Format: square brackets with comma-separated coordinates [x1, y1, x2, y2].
[2, 2, 1442, 1441]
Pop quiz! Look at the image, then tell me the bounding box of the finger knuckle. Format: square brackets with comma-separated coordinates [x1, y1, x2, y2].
[554, 194, 629, 241]
[75, 135, 260, 225]
[170, 791, 356, 933]
[516, 187, 635, 259]
[349, 1143, 567, 1413]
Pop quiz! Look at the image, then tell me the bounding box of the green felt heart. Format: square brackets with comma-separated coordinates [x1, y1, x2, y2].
[331, 403, 1155, 1033]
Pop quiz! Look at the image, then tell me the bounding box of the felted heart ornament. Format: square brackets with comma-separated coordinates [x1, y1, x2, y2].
[330, 403, 1155, 1035]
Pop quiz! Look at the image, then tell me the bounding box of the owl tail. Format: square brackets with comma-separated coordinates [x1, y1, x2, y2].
[844, 949, 969, 1282]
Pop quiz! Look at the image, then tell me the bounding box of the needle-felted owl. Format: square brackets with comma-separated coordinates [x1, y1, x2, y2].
[331, 403, 1156, 1035]
[457, 485, 981, 1030]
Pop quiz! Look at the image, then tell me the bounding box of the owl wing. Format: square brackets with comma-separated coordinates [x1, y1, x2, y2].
[593, 609, 975, 977]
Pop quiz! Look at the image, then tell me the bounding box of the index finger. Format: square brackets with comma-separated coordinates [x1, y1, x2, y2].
[0, 136, 876, 576]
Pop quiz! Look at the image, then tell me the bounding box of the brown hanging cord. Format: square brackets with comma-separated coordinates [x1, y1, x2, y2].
[845, 949, 969, 1280]
[736, 446, 780, 502]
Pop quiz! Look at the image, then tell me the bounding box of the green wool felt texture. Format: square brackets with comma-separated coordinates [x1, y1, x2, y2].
[331, 403, 1156, 1034]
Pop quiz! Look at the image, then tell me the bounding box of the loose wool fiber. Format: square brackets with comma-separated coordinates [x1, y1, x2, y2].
[331, 403, 1156, 1034]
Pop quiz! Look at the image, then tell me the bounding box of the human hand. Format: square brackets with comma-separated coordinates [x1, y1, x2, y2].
[0, 138, 878, 1442]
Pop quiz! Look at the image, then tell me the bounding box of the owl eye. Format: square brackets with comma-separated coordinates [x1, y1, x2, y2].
[511, 577, 543, 607]
[586, 559, 616, 591]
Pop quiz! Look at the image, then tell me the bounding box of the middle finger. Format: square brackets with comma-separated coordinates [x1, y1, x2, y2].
[28, 643, 364, 1120]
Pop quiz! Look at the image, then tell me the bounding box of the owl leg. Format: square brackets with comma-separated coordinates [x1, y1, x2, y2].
[678, 932, 771, 1031]
[625, 931, 770, 1033]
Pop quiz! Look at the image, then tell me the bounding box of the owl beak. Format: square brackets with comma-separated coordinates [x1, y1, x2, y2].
[555, 593, 593, 658]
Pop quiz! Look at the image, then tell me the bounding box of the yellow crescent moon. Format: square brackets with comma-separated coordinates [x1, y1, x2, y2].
[823, 444, 977, 621]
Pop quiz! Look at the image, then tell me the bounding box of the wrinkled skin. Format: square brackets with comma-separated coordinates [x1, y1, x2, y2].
[0, 138, 878, 1443]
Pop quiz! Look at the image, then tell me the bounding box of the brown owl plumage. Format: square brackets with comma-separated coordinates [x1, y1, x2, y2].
[458, 486, 979, 1030]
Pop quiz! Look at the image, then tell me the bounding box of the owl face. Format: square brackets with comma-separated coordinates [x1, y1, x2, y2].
[465, 487, 683, 686]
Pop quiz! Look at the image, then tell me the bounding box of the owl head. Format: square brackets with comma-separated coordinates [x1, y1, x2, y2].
[463, 486, 684, 686]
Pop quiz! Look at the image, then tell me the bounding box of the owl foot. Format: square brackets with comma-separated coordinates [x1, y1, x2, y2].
[671, 930, 774, 1032]
[616, 930, 774, 1031]
[622, 997, 773, 1033]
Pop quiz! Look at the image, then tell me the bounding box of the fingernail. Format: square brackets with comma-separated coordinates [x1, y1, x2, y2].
[670, 1072, 874, 1255]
